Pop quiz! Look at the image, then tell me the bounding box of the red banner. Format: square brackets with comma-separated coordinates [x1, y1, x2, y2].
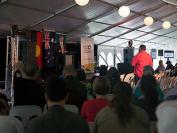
[36, 32, 43, 69]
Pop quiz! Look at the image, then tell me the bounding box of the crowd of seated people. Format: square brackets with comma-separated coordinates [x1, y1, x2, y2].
[2, 61, 177, 133]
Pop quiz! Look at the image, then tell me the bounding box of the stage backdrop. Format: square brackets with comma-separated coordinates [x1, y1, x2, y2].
[81, 37, 94, 73]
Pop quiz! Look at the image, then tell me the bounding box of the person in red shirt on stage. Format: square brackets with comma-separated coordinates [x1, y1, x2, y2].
[131, 45, 153, 80]
[80, 76, 110, 122]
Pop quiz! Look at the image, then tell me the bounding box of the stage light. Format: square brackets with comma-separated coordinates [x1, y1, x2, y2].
[144, 17, 154, 26]
[162, 21, 171, 29]
[75, 0, 89, 6]
[118, 6, 130, 17]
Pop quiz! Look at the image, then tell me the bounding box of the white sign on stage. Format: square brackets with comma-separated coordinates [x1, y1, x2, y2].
[81, 37, 94, 72]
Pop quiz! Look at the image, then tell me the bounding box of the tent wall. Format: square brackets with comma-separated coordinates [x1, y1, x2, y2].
[98, 44, 177, 71]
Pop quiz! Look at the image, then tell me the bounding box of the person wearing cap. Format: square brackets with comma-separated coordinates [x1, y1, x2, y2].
[80, 76, 109, 122]
[156, 101, 177, 133]
[131, 45, 153, 81]
[94, 82, 149, 133]
[165, 60, 174, 70]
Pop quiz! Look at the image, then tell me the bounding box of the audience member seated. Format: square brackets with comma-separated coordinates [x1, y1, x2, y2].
[155, 60, 165, 73]
[0, 93, 24, 133]
[64, 65, 87, 111]
[156, 101, 177, 133]
[14, 61, 45, 108]
[26, 76, 90, 133]
[81, 76, 109, 122]
[134, 65, 164, 101]
[76, 68, 86, 83]
[0, 93, 9, 115]
[164, 85, 177, 100]
[134, 75, 161, 121]
[165, 60, 174, 70]
[65, 76, 87, 112]
[99, 65, 107, 76]
[94, 82, 149, 133]
[106, 67, 121, 93]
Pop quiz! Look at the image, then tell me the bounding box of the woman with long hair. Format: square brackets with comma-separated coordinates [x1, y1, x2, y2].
[94, 82, 149, 133]
[134, 75, 160, 121]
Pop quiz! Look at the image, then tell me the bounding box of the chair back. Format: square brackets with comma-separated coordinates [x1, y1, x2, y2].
[0, 116, 24, 133]
[64, 104, 79, 114]
[10, 105, 42, 128]
[43, 104, 79, 114]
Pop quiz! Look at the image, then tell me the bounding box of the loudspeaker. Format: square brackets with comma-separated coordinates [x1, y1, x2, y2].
[123, 48, 134, 63]
[117, 63, 133, 75]
[158, 49, 163, 56]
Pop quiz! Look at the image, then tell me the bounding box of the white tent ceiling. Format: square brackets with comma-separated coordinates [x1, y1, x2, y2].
[0, 0, 177, 48]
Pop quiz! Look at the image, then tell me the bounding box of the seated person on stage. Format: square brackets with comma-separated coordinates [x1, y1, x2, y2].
[165, 60, 174, 70]
[26, 76, 90, 133]
[134, 65, 164, 101]
[80, 76, 109, 122]
[134, 75, 161, 121]
[14, 61, 45, 108]
[155, 60, 165, 73]
[94, 82, 149, 133]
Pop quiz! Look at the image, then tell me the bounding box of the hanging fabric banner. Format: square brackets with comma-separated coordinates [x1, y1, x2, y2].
[36, 31, 43, 69]
[81, 37, 94, 73]
[43, 31, 56, 68]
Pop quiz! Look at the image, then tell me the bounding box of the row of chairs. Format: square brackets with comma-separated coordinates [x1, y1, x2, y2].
[120, 73, 135, 87]
[9, 104, 79, 130]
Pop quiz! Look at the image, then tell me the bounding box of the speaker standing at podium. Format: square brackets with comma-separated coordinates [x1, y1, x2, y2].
[131, 45, 153, 81]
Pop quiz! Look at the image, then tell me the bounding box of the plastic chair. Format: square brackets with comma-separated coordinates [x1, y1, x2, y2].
[88, 122, 95, 133]
[0, 116, 24, 133]
[64, 104, 79, 114]
[10, 105, 42, 128]
[43, 104, 79, 114]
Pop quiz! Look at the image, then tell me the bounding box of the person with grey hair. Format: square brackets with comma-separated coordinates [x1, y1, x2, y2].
[80, 76, 109, 122]
[156, 101, 177, 133]
[14, 61, 45, 108]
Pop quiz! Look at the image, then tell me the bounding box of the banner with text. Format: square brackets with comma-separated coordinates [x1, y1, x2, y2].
[81, 37, 94, 73]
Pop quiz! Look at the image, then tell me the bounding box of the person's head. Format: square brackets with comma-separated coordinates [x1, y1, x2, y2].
[159, 60, 164, 66]
[99, 65, 107, 76]
[110, 82, 133, 126]
[63, 65, 76, 78]
[0, 93, 9, 115]
[141, 75, 158, 107]
[156, 101, 177, 133]
[143, 65, 154, 76]
[76, 68, 86, 81]
[139, 44, 146, 52]
[128, 40, 133, 47]
[92, 76, 110, 96]
[106, 67, 121, 91]
[44, 76, 68, 106]
[166, 60, 172, 65]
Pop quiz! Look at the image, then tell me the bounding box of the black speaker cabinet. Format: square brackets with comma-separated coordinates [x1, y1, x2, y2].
[158, 49, 163, 56]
